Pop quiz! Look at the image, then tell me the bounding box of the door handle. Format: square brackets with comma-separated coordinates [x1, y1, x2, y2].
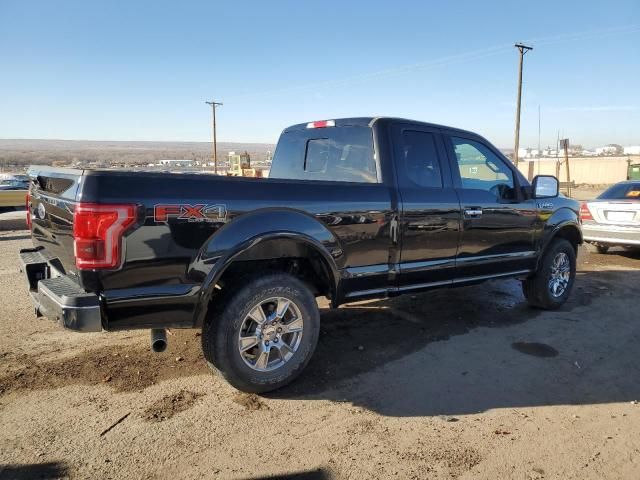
[390, 215, 398, 244]
[464, 208, 483, 217]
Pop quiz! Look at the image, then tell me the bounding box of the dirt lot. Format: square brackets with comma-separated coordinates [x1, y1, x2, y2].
[1, 231, 640, 480]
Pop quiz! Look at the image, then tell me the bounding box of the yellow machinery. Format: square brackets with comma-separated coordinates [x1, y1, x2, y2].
[228, 151, 262, 177]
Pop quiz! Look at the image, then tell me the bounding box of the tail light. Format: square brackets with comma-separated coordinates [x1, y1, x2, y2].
[25, 191, 32, 229]
[579, 202, 594, 222]
[73, 203, 137, 269]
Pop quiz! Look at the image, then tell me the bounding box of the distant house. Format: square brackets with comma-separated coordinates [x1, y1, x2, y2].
[624, 146, 640, 155]
[596, 144, 623, 156]
[517, 148, 540, 159]
[542, 147, 558, 157]
[158, 159, 195, 167]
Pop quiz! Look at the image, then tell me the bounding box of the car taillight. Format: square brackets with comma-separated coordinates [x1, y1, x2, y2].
[73, 203, 137, 269]
[25, 191, 32, 229]
[579, 202, 593, 222]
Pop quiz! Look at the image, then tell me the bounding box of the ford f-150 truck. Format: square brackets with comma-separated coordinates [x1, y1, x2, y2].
[20, 117, 582, 392]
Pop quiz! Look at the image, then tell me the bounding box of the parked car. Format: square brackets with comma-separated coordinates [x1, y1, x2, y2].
[0, 176, 28, 213]
[581, 181, 640, 253]
[20, 117, 582, 392]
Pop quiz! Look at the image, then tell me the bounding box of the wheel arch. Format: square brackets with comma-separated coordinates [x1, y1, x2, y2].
[537, 210, 582, 269]
[190, 208, 342, 327]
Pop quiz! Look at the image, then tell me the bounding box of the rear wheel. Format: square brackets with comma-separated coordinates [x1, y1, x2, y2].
[523, 239, 576, 310]
[202, 272, 320, 393]
[596, 244, 610, 254]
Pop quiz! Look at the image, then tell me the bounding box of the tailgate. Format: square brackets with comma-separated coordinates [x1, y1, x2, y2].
[28, 167, 83, 274]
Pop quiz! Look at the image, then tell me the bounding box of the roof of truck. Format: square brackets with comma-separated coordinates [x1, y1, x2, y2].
[283, 117, 481, 138]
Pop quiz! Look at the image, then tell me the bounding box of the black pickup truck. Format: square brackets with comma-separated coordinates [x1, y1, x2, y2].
[20, 117, 582, 392]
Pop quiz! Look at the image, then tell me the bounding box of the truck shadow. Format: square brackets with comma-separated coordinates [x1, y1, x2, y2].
[0, 462, 69, 480]
[244, 467, 332, 480]
[268, 266, 640, 417]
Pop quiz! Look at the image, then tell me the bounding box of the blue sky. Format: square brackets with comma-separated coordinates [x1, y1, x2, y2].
[0, 0, 639, 148]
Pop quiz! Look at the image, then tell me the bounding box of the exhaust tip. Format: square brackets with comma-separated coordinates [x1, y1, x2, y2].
[152, 339, 167, 353]
[150, 329, 167, 353]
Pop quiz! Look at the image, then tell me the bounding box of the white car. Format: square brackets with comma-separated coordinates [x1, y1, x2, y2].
[581, 181, 640, 253]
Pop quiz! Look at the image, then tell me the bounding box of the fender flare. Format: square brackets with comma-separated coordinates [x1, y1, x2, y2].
[537, 208, 582, 269]
[190, 209, 342, 327]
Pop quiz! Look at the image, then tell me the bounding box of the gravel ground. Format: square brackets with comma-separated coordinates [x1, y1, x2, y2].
[1, 231, 640, 480]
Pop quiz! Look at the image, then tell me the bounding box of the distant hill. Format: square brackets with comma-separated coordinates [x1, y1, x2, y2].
[0, 139, 276, 168]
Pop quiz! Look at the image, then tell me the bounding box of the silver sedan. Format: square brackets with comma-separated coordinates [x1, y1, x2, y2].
[581, 181, 640, 253]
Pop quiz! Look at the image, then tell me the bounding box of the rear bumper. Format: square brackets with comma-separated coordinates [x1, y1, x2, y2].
[19, 248, 102, 332]
[582, 223, 640, 246]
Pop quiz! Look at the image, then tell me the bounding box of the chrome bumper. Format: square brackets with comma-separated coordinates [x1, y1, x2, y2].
[582, 224, 640, 246]
[19, 248, 102, 332]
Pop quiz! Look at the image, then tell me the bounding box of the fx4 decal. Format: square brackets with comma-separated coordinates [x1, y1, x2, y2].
[154, 204, 227, 223]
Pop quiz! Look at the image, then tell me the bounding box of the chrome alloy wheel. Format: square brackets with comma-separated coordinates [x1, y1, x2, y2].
[238, 297, 304, 372]
[548, 252, 571, 297]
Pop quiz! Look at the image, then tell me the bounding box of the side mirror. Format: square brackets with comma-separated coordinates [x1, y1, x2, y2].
[532, 175, 559, 198]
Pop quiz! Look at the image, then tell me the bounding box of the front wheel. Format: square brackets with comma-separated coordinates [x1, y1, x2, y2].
[202, 272, 320, 393]
[523, 239, 576, 310]
[596, 244, 610, 254]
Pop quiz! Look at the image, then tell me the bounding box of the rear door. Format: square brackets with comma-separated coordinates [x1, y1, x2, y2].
[442, 133, 538, 280]
[392, 123, 461, 290]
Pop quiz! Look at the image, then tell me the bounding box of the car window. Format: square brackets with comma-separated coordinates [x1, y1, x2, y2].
[305, 139, 330, 173]
[270, 126, 377, 183]
[401, 130, 443, 188]
[450, 136, 515, 201]
[598, 182, 640, 200]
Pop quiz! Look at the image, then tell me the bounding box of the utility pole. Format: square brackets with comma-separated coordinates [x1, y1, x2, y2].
[513, 43, 533, 167]
[560, 138, 571, 197]
[555, 130, 561, 179]
[537, 105, 541, 159]
[205, 100, 223, 174]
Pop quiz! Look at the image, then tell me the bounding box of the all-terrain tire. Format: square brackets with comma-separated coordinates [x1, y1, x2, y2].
[202, 272, 320, 393]
[523, 238, 576, 310]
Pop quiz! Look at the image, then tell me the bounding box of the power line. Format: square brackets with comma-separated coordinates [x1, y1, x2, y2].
[205, 100, 223, 174]
[226, 25, 639, 103]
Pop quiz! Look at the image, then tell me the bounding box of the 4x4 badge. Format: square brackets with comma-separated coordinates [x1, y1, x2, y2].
[154, 204, 227, 223]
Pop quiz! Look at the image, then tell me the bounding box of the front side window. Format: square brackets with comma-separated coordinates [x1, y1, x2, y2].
[450, 137, 515, 201]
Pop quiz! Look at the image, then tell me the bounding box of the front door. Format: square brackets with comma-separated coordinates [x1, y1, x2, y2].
[393, 124, 461, 290]
[443, 134, 538, 281]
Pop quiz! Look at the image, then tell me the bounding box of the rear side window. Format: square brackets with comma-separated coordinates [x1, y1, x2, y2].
[401, 130, 443, 188]
[598, 183, 640, 199]
[270, 126, 377, 183]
